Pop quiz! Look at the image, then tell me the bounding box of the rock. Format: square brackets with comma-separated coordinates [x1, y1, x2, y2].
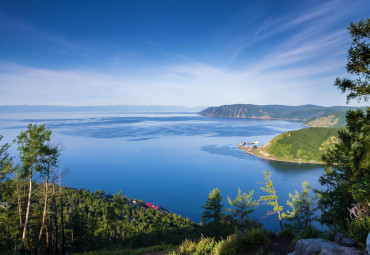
[334, 232, 359, 247]
[289, 238, 361, 255]
[367, 232, 370, 255]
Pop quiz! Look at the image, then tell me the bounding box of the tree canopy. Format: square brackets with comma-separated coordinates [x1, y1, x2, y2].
[334, 17, 369, 103]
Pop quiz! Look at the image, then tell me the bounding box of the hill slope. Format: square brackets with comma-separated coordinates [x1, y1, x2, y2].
[247, 127, 342, 163]
[199, 104, 356, 122]
[302, 112, 347, 127]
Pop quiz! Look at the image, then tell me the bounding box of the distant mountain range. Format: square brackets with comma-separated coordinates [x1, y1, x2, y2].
[0, 105, 205, 113]
[199, 104, 359, 125]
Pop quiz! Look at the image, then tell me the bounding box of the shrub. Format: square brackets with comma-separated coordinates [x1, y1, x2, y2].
[294, 225, 321, 242]
[176, 236, 218, 255]
[214, 228, 269, 255]
[347, 216, 370, 247]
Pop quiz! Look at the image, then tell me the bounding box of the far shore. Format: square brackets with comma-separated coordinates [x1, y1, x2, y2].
[239, 146, 324, 165]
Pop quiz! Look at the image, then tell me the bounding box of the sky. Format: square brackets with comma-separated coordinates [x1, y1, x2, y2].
[0, 0, 369, 107]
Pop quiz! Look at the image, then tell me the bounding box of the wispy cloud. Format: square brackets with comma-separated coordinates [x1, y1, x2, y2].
[218, 0, 360, 65]
[0, 0, 368, 107]
[0, 14, 77, 49]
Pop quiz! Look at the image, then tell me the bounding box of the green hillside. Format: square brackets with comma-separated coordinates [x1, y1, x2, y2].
[199, 104, 357, 122]
[256, 127, 342, 163]
[302, 112, 347, 127]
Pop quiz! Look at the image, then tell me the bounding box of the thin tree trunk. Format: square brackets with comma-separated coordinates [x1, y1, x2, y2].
[45, 215, 49, 251]
[59, 174, 65, 255]
[16, 179, 23, 228]
[70, 193, 76, 253]
[21, 175, 32, 254]
[37, 179, 49, 255]
[52, 183, 59, 255]
[273, 189, 284, 231]
[27, 226, 31, 255]
[48, 217, 53, 255]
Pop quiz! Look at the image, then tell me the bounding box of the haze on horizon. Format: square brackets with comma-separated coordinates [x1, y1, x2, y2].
[0, 0, 369, 107]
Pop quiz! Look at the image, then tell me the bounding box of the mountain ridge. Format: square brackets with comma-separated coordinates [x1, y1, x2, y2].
[199, 104, 359, 122]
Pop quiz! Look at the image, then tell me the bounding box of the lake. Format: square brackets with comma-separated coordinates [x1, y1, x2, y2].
[0, 112, 325, 230]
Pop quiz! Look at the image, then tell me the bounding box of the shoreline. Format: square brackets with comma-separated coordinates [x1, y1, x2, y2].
[239, 146, 324, 165]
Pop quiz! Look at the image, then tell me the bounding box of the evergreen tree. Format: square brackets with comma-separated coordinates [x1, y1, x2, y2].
[227, 188, 257, 229]
[282, 181, 318, 233]
[201, 188, 223, 236]
[0, 135, 12, 181]
[334, 18, 370, 103]
[259, 171, 284, 231]
[318, 18, 369, 229]
[16, 124, 53, 254]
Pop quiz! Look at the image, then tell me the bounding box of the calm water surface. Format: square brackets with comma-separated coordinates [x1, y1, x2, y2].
[0, 112, 324, 230]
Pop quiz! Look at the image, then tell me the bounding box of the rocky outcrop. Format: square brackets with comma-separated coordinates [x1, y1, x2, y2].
[334, 232, 359, 248]
[288, 238, 361, 255]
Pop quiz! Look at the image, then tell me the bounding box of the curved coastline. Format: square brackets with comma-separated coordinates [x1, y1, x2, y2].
[239, 146, 324, 165]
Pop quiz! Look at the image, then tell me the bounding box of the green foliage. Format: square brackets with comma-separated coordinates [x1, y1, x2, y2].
[173, 228, 269, 255]
[263, 127, 341, 162]
[346, 216, 370, 247]
[317, 18, 370, 237]
[294, 226, 321, 242]
[0, 125, 200, 254]
[318, 109, 370, 228]
[303, 112, 347, 127]
[214, 228, 269, 255]
[282, 181, 319, 233]
[75, 244, 174, 255]
[0, 135, 12, 181]
[176, 236, 219, 255]
[16, 123, 53, 178]
[259, 171, 284, 231]
[0, 180, 199, 253]
[201, 188, 223, 237]
[334, 18, 369, 103]
[227, 188, 257, 229]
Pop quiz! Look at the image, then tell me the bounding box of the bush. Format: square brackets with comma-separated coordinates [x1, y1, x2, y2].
[214, 228, 269, 255]
[294, 226, 321, 242]
[176, 236, 218, 255]
[213, 236, 238, 255]
[278, 229, 295, 239]
[347, 216, 370, 247]
[173, 228, 269, 255]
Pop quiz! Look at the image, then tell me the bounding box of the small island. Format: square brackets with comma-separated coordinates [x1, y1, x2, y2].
[239, 127, 342, 164]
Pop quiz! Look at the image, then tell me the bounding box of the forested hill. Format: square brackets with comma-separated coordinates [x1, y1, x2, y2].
[0, 181, 199, 253]
[253, 127, 342, 163]
[302, 112, 347, 127]
[199, 104, 357, 122]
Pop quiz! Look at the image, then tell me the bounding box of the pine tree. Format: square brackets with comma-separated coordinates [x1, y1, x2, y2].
[282, 181, 319, 232]
[227, 188, 257, 229]
[259, 171, 284, 231]
[0, 135, 12, 181]
[201, 188, 223, 236]
[318, 18, 369, 229]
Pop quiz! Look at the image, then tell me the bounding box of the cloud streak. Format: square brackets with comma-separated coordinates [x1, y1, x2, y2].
[0, 0, 368, 107]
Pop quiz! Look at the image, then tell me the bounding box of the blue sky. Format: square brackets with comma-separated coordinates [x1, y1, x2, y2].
[0, 0, 369, 107]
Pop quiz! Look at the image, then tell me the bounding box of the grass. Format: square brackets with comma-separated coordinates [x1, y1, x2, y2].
[75, 244, 174, 255]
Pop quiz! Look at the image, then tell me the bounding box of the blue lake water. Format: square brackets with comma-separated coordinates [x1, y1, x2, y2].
[0, 112, 325, 230]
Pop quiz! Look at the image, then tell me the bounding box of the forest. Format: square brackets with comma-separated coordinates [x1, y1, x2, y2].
[260, 127, 342, 162]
